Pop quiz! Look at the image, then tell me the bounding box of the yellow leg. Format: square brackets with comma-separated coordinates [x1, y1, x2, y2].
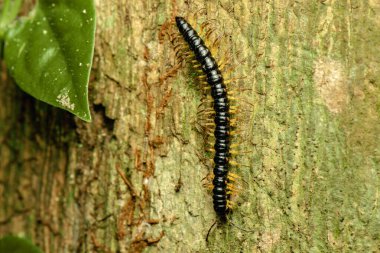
[228, 172, 241, 180]
[229, 150, 239, 155]
[229, 160, 239, 166]
[230, 143, 239, 149]
[197, 107, 215, 114]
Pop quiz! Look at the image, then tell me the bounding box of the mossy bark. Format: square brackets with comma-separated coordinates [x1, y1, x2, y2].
[1, 1, 380, 252]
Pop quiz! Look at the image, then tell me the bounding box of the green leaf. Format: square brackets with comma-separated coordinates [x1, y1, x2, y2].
[0, 0, 23, 39]
[4, 0, 95, 122]
[0, 235, 43, 253]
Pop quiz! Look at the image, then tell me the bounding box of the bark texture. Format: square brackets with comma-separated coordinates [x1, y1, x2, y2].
[1, 0, 380, 252]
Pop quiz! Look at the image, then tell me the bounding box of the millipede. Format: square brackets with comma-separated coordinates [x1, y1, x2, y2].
[173, 16, 237, 221]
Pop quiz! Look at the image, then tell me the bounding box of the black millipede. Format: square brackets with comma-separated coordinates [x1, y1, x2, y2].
[175, 16, 231, 221]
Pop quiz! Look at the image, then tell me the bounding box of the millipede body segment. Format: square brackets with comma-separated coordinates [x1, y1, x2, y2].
[175, 17, 231, 220]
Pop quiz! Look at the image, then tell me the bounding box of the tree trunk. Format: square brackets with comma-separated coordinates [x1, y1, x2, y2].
[1, 0, 379, 252]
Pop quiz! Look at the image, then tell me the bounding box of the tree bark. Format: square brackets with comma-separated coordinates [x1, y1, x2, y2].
[1, 0, 380, 252]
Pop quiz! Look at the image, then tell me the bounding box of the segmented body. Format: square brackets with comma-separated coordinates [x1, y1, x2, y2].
[175, 17, 230, 220]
